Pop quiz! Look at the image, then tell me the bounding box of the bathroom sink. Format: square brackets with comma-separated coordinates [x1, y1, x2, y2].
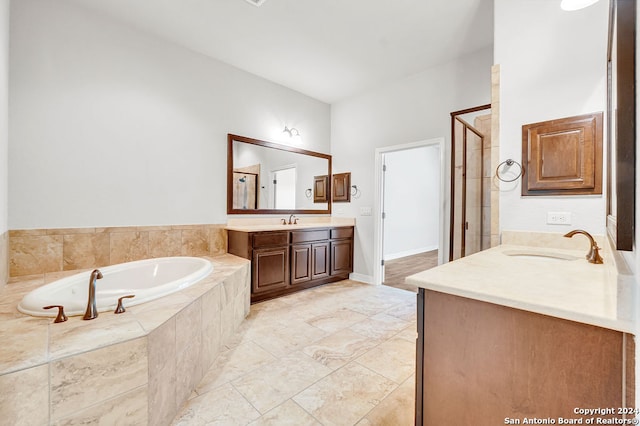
[502, 250, 580, 262]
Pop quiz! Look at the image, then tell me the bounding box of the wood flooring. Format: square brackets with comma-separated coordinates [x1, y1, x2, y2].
[383, 250, 439, 293]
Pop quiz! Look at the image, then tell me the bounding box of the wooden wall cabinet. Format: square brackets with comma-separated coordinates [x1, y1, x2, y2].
[332, 172, 351, 202]
[228, 226, 354, 303]
[313, 175, 329, 203]
[522, 112, 603, 196]
[415, 289, 634, 425]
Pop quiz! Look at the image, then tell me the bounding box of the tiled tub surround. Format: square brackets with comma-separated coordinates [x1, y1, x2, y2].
[8, 224, 228, 278]
[0, 254, 250, 426]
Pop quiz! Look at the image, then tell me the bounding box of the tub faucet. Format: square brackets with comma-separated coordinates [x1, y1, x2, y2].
[564, 230, 603, 264]
[83, 269, 103, 320]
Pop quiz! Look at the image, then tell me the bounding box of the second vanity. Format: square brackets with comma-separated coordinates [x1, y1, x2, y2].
[407, 232, 636, 425]
[227, 220, 355, 303]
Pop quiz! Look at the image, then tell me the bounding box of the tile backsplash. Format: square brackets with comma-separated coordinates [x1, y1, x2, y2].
[9, 224, 227, 278]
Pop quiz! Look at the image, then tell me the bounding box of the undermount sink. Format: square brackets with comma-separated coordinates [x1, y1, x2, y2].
[502, 249, 580, 262]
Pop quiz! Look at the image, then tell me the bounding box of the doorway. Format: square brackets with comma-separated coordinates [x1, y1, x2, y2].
[271, 166, 296, 209]
[373, 138, 446, 288]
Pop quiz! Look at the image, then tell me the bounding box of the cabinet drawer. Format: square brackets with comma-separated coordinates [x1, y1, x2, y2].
[252, 232, 289, 248]
[331, 227, 354, 239]
[291, 229, 330, 243]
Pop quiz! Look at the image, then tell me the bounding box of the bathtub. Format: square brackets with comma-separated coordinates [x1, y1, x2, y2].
[18, 257, 214, 317]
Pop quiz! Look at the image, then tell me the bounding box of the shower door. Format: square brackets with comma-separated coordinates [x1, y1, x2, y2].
[450, 105, 491, 261]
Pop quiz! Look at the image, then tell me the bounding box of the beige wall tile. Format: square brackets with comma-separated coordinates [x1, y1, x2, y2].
[181, 228, 210, 256]
[53, 385, 148, 426]
[176, 334, 202, 409]
[0, 231, 7, 289]
[51, 337, 148, 420]
[201, 285, 222, 370]
[209, 226, 227, 255]
[10, 235, 63, 276]
[9, 229, 46, 237]
[110, 231, 149, 264]
[46, 228, 95, 235]
[0, 314, 49, 375]
[149, 230, 182, 258]
[63, 233, 109, 270]
[149, 359, 177, 426]
[0, 364, 49, 425]
[148, 317, 176, 377]
[176, 299, 202, 350]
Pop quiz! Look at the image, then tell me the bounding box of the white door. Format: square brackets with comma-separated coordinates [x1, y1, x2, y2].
[273, 166, 296, 209]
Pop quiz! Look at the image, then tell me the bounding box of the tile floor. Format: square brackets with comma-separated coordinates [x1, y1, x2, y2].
[172, 280, 417, 425]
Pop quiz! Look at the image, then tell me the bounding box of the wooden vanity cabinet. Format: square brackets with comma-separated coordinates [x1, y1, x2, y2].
[228, 226, 354, 303]
[415, 289, 635, 425]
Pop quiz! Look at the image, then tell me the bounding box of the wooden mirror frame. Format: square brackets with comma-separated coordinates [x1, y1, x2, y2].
[606, 0, 636, 251]
[227, 134, 332, 215]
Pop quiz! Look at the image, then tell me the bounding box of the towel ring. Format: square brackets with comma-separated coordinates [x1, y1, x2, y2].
[495, 159, 523, 182]
[305, 188, 312, 199]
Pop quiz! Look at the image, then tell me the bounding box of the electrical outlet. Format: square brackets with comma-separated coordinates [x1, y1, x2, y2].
[360, 206, 372, 216]
[546, 211, 572, 225]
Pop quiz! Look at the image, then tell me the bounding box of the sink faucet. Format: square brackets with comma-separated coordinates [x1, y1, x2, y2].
[288, 214, 297, 225]
[563, 230, 603, 264]
[83, 269, 103, 320]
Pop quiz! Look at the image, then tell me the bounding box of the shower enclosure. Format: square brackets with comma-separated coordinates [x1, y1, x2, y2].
[449, 105, 492, 261]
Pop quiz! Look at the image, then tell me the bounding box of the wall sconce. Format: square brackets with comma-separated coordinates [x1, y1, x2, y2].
[351, 185, 361, 199]
[283, 126, 301, 139]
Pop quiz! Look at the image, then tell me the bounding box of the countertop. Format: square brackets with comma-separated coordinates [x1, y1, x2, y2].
[226, 218, 355, 232]
[406, 242, 636, 333]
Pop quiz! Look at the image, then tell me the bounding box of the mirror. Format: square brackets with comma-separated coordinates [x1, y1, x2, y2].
[606, 0, 635, 251]
[227, 134, 332, 214]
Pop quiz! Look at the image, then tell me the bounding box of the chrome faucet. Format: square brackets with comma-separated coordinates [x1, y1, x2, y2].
[83, 269, 103, 320]
[564, 229, 603, 264]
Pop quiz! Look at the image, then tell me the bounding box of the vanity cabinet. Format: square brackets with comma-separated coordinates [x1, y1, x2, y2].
[415, 289, 635, 425]
[228, 226, 354, 303]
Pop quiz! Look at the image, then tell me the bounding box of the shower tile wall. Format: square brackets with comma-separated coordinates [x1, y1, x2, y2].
[8, 224, 228, 279]
[490, 64, 501, 248]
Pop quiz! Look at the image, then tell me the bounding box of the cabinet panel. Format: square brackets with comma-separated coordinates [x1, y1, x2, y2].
[417, 289, 626, 425]
[330, 227, 354, 239]
[332, 172, 351, 202]
[291, 244, 312, 285]
[252, 232, 289, 248]
[291, 229, 330, 243]
[312, 242, 330, 280]
[252, 247, 289, 294]
[330, 240, 353, 276]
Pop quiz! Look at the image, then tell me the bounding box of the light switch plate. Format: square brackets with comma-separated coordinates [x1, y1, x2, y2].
[547, 211, 572, 225]
[360, 206, 372, 216]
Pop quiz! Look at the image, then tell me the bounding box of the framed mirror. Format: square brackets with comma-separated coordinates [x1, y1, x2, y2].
[606, 0, 635, 251]
[227, 134, 332, 214]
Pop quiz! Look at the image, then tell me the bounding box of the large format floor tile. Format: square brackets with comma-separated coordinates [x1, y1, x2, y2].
[173, 280, 418, 425]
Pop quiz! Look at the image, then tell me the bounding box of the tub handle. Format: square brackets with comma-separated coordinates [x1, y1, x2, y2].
[43, 305, 68, 323]
[115, 295, 135, 314]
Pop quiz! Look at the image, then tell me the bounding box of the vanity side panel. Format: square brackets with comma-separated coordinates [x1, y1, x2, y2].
[227, 230, 250, 260]
[419, 290, 623, 425]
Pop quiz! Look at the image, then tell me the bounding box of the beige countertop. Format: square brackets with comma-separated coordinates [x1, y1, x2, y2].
[226, 217, 355, 232]
[406, 241, 636, 333]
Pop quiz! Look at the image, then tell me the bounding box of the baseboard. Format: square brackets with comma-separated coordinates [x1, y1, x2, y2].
[349, 273, 374, 285]
[384, 245, 438, 261]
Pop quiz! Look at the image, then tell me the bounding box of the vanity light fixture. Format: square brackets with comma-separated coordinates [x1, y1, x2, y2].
[283, 126, 301, 140]
[560, 0, 599, 11]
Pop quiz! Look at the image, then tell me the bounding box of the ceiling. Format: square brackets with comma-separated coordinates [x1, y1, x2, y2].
[63, 0, 494, 104]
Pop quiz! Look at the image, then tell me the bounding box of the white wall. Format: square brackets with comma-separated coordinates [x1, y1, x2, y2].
[0, 0, 8, 236]
[331, 47, 493, 282]
[9, 0, 330, 229]
[383, 145, 440, 259]
[495, 0, 609, 235]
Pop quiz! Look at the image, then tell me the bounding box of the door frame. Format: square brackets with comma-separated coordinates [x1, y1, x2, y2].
[373, 137, 446, 286]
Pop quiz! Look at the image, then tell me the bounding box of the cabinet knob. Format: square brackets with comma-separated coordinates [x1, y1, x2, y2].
[114, 295, 135, 314]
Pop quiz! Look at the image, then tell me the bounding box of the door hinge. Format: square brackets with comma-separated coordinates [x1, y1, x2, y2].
[381, 259, 385, 266]
[383, 164, 387, 172]
[465, 222, 469, 230]
[273, 179, 277, 185]
[382, 212, 386, 219]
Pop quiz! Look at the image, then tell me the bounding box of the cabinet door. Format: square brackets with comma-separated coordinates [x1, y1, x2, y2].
[291, 244, 312, 285]
[330, 240, 353, 276]
[252, 247, 289, 294]
[312, 242, 330, 280]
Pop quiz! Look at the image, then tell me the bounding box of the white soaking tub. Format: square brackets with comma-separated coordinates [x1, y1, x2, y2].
[18, 257, 213, 317]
